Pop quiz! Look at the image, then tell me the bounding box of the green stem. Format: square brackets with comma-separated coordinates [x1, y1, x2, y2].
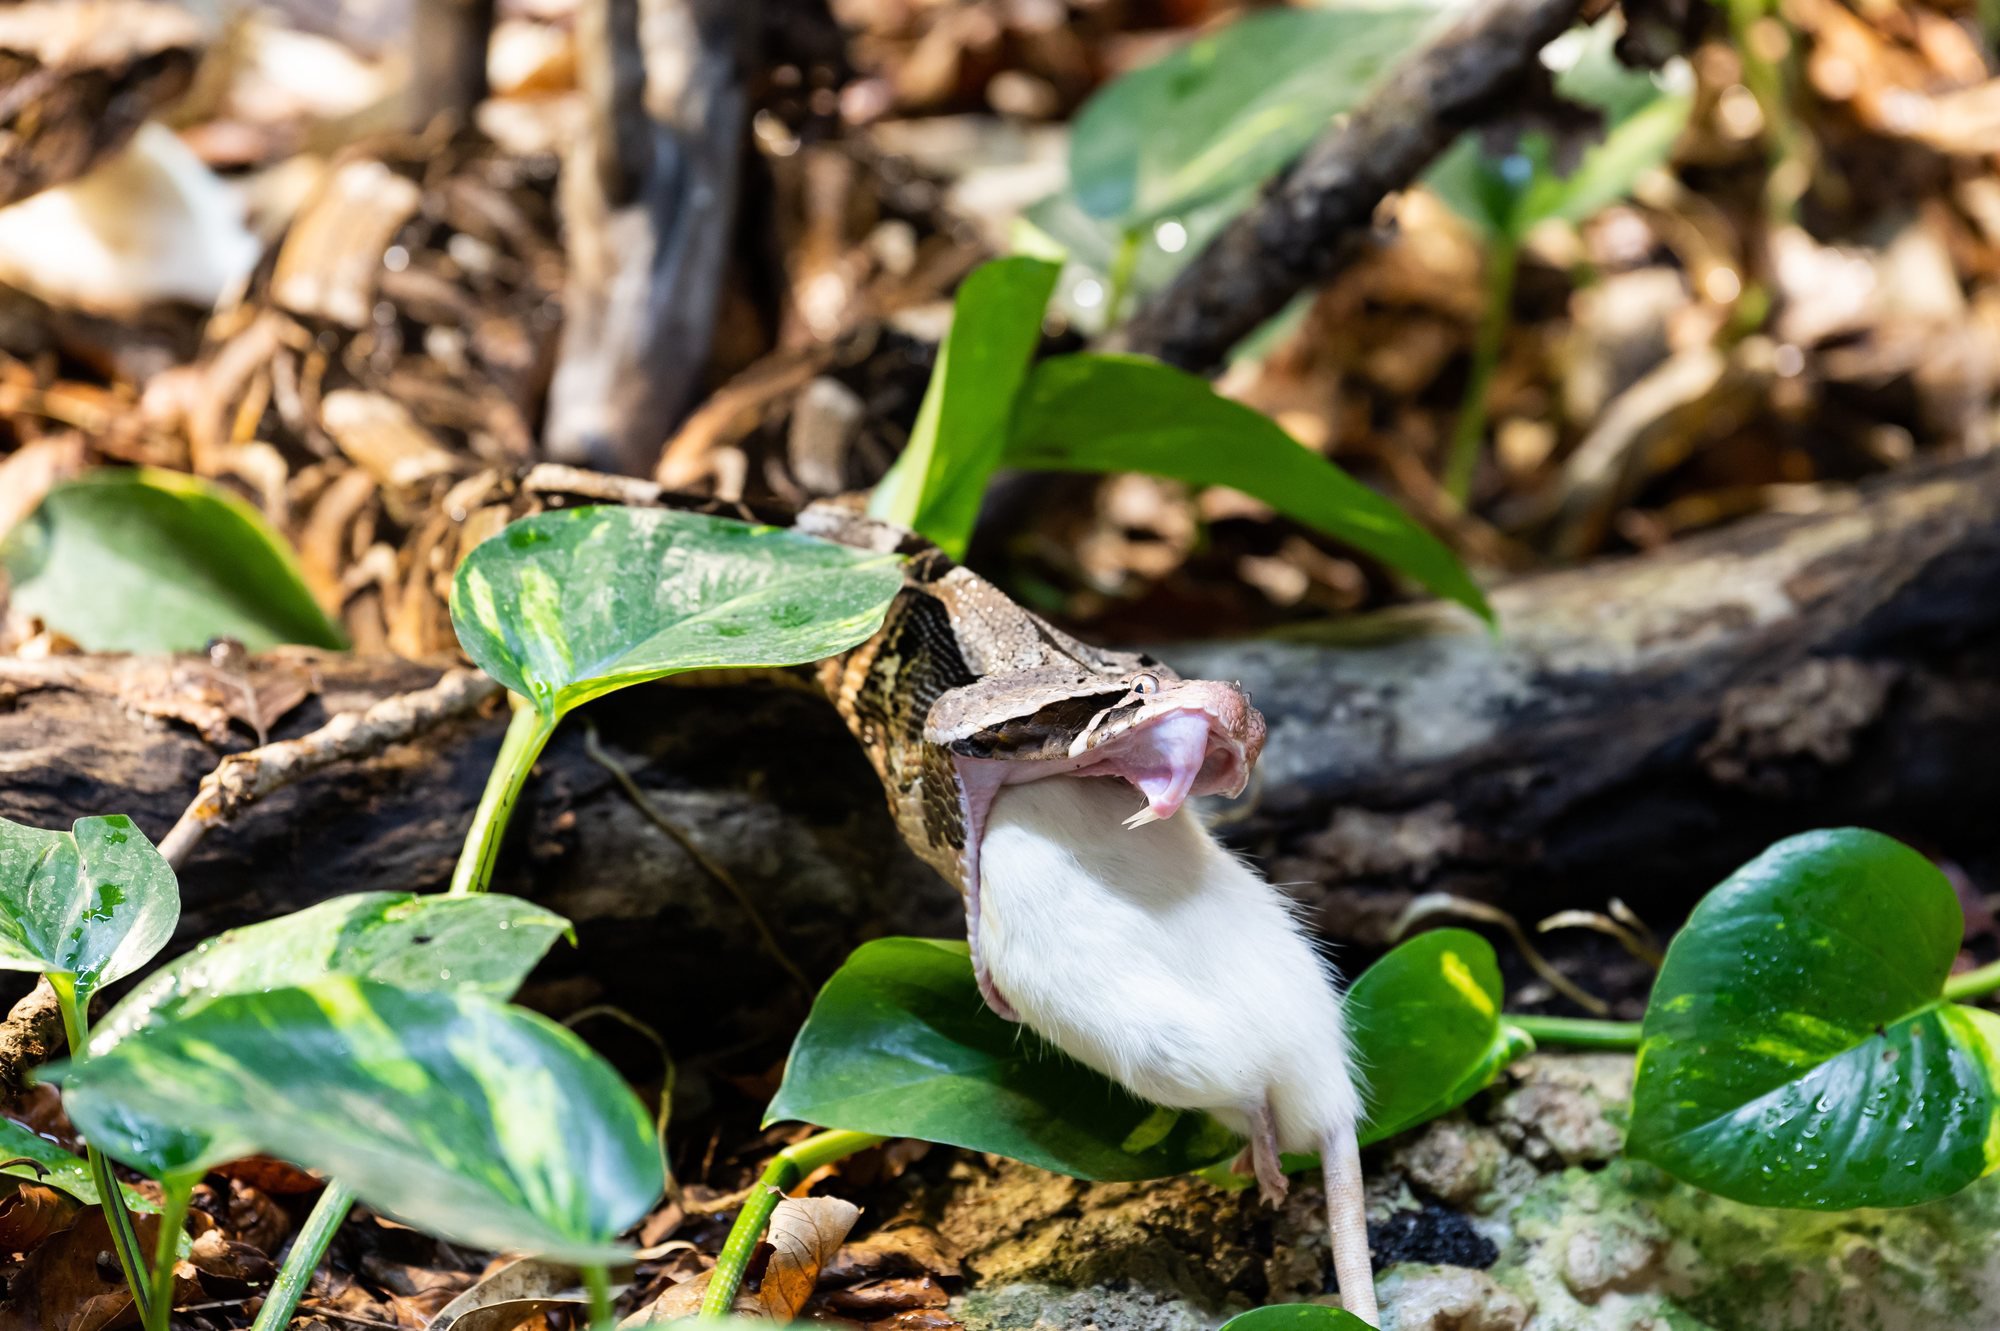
[251, 1181, 355, 1331]
[1511, 1013, 1643, 1049]
[1103, 228, 1143, 326]
[144, 1175, 194, 1331]
[583, 1263, 613, 1328]
[699, 1129, 884, 1318]
[449, 697, 556, 895]
[1945, 959, 2000, 1003]
[1727, 0, 1804, 227]
[51, 976, 152, 1323]
[1443, 232, 1520, 505]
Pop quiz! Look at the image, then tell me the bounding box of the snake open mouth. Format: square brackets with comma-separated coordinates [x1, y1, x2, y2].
[949, 677, 1266, 892]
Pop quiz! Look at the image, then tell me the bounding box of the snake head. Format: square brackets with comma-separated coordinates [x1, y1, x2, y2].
[936, 665, 1266, 880]
[1062, 672, 1265, 822]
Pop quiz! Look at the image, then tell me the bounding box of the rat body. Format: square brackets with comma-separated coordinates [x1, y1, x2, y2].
[978, 775, 1376, 1324]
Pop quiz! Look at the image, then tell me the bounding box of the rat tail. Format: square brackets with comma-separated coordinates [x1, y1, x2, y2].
[1322, 1123, 1376, 1326]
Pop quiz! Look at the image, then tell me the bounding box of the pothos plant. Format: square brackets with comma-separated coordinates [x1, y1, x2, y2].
[16, 492, 2000, 1331]
[3, 505, 908, 1330]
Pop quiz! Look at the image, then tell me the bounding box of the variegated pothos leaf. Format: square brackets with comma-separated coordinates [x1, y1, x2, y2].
[0, 814, 177, 1002]
[73, 892, 576, 1183]
[53, 978, 662, 1260]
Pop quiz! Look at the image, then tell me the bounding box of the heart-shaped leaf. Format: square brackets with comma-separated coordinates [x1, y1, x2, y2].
[70, 893, 573, 1180]
[0, 467, 345, 653]
[1348, 929, 1530, 1145]
[868, 257, 1061, 557]
[1219, 1307, 1376, 1331]
[1008, 355, 1490, 622]
[1628, 828, 2000, 1210]
[1068, 6, 1440, 229]
[452, 506, 904, 720]
[53, 978, 662, 1261]
[766, 937, 1240, 1180]
[91, 891, 571, 1053]
[0, 814, 177, 1004]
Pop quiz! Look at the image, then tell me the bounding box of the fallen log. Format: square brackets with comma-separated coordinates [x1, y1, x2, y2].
[2, 453, 1997, 1037]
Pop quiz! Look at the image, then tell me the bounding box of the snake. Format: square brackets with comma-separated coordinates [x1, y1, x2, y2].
[500, 469, 1268, 1018]
[789, 502, 1267, 1020]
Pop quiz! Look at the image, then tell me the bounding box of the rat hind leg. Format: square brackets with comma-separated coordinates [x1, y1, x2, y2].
[1246, 1093, 1288, 1205]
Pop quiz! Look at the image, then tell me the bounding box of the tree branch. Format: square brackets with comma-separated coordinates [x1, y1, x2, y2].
[1110, 0, 1587, 374]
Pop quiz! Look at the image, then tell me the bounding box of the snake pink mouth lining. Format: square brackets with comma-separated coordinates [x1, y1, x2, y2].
[951, 704, 1253, 892]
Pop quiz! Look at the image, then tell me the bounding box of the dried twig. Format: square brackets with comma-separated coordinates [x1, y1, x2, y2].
[1111, 0, 1587, 374]
[158, 670, 502, 869]
[1392, 892, 1613, 1015]
[581, 722, 814, 1000]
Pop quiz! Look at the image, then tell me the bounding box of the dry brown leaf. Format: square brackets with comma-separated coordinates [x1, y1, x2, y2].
[862, 1311, 966, 1331]
[431, 1255, 587, 1331]
[624, 1193, 862, 1325]
[211, 1155, 323, 1196]
[757, 1194, 863, 1320]
[185, 1228, 275, 1294]
[819, 1224, 962, 1285]
[0, 1207, 199, 1331]
[0, 1181, 81, 1251]
[818, 1276, 952, 1315]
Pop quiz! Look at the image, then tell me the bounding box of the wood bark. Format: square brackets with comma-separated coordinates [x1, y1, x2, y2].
[543, 0, 756, 473]
[1111, 0, 1587, 375]
[1170, 451, 2000, 930]
[2, 453, 1998, 1038]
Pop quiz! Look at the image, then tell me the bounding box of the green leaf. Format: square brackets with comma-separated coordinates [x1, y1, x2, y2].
[1534, 86, 1691, 226]
[767, 937, 1240, 1180]
[1007, 355, 1490, 621]
[0, 1115, 156, 1212]
[1018, 184, 1250, 331]
[868, 257, 1060, 556]
[78, 892, 573, 1181]
[92, 891, 571, 1052]
[1425, 20, 1691, 240]
[1348, 929, 1529, 1144]
[0, 468, 345, 653]
[1218, 1306, 1376, 1331]
[0, 814, 177, 1004]
[1628, 828, 2000, 1210]
[53, 978, 663, 1260]
[451, 505, 904, 719]
[1068, 5, 1439, 229]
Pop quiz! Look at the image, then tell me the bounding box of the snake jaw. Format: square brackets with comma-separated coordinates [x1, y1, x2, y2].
[952, 677, 1265, 860]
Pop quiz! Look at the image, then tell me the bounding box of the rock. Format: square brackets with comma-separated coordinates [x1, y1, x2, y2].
[1393, 1119, 1516, 1210]
[1378, 1265, 1533, 1331]
[1488, 1056, 1631, 1167]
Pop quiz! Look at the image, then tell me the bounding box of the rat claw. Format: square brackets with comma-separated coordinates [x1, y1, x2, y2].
[1124, 806, 1162, 829]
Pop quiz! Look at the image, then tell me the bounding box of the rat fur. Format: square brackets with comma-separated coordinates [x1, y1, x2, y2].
[977, 775, 1377, 1324]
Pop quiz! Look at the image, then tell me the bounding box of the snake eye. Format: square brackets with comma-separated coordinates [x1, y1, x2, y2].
[1132, 673, 1160, 697]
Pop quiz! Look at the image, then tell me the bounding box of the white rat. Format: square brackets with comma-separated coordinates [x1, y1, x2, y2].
[977, 774, 1376, 1325]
